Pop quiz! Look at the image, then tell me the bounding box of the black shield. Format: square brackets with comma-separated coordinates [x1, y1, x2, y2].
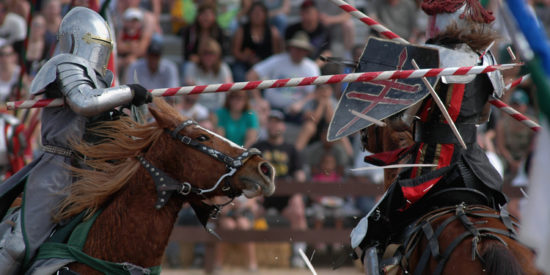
[327, 38, 439, 141]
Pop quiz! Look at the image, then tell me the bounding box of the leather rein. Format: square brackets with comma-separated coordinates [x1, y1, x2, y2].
[138, 120, 261, 211]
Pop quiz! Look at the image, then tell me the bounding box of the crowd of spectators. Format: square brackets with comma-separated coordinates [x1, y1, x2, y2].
[0, 0, 545, 271]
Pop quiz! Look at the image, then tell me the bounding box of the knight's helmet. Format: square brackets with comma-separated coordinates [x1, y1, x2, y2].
[57, 7, 113, 76]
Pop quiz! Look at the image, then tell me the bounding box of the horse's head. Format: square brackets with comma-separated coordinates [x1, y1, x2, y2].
[147, 100, 275, 203]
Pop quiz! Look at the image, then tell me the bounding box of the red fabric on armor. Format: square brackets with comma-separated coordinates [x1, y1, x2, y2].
[445, 84, 465, 123]
[364, 146, 413, 166]
[402, 143, 455, 206]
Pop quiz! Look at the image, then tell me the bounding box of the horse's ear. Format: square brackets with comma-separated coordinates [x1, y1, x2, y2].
[148, 103, 172, 128]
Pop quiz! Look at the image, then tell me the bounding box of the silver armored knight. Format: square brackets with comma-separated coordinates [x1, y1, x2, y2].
[0, 7, 151, 274]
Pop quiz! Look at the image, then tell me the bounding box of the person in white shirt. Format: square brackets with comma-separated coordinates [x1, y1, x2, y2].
[246, 31, 320, 124]
[124, 38, 180, 91]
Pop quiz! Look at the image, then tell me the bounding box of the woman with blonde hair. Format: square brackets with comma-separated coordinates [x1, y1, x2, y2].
[183, 37, 233, 111]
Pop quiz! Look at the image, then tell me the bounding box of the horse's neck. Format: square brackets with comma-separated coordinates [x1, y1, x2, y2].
[81, 172, 185, 269]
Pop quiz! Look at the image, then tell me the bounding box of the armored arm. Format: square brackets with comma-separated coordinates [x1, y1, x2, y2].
[57, 62, 134, 117]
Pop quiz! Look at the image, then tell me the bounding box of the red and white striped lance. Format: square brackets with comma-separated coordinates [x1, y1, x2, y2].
[6, 64, 517, 110]
[489, 97, 541, 132]
[506, 73, 530, 90]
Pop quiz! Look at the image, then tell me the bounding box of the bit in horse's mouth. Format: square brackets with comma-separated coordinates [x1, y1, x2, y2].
[240, 177, 272, 197]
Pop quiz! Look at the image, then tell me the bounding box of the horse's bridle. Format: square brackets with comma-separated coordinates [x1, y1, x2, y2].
[138, 120, 261, 210]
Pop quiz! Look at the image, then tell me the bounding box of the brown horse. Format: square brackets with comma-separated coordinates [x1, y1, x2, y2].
[361, 125, 540, 275]
[34, 99, 276, 274]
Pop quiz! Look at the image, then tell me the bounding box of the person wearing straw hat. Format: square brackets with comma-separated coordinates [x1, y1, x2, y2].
[247, 31, 320, 140]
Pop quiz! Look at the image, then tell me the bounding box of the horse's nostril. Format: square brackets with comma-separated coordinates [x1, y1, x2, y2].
[260, 162, 272, 177]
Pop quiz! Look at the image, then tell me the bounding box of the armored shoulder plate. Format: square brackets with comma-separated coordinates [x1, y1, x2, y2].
[30, 54, 112, 95]
[482, 51, 505, 98]
[425, 43, 478, 84]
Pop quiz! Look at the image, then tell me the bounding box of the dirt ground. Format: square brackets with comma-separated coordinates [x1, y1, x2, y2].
[162, 267, 363, 274]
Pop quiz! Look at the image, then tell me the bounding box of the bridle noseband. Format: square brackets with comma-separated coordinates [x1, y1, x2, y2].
[139, 120, 261, 210]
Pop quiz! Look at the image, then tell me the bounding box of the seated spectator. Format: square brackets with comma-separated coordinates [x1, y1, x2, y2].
[285, 0, 331, 65]
[42, 0, 61, 57]
[0, 0, 26, 58]
[117, 7, 153, 78]
[496, 89, 535, 182]
[216, 0, 250, 35]
[213, 196, 260, 272]
[183, 38, 233, 112]
[231, 1, 283, 81]
[6, 0, 29, 19]
[170, 0, 197, 34]
[26, 15, 47, 77]
[252, 110, 308, 267]
[302, 126, 352, 177]
[246, 31, 320, 140]
[181, 3, 227, 64]
[178, 94, 210, 122]
[294, 84, 337, 151]
[264, 0, 290, 35]
[216, 90, 259, 148]
[0, 43, 21, 102]
[310, 152, 345, 250]
[124, 39, 180, 90]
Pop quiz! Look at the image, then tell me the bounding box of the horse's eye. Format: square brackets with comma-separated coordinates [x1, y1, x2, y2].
[197, 135, 209, 142]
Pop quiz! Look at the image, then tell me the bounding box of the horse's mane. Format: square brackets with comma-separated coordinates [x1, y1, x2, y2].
[54, 99, 183, 221]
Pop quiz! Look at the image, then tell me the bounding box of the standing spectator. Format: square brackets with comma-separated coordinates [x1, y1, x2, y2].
[216, 90, 260, 148]
[0, 1, 26, 46]
[369, 0, 418, 41]
[285, 0, 331, 62]
[117, 7, 154, 78]
[231, 1, 283, 81]
[181, 3, 227, 64]
[264, 0, 290, 35]
[42, 0, 62, 56]
[294, 84, 336, 151]
[252, 110, 308, 267]
[183, 38, 233, 112]
[0, 43, 21, 102]
[26, 15, 48, 77]
[246, 31, 320, 140]
[496, 89, 535, 182]
[124, 39, 180, 90]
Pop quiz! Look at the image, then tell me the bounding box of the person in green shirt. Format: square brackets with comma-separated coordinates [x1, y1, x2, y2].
[216, 90, 259, 147]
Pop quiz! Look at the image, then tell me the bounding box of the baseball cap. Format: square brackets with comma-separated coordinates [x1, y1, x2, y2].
[268, 110, 285, 121]
[123, 8, 144, 22]
[147, 39, 163, 55]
